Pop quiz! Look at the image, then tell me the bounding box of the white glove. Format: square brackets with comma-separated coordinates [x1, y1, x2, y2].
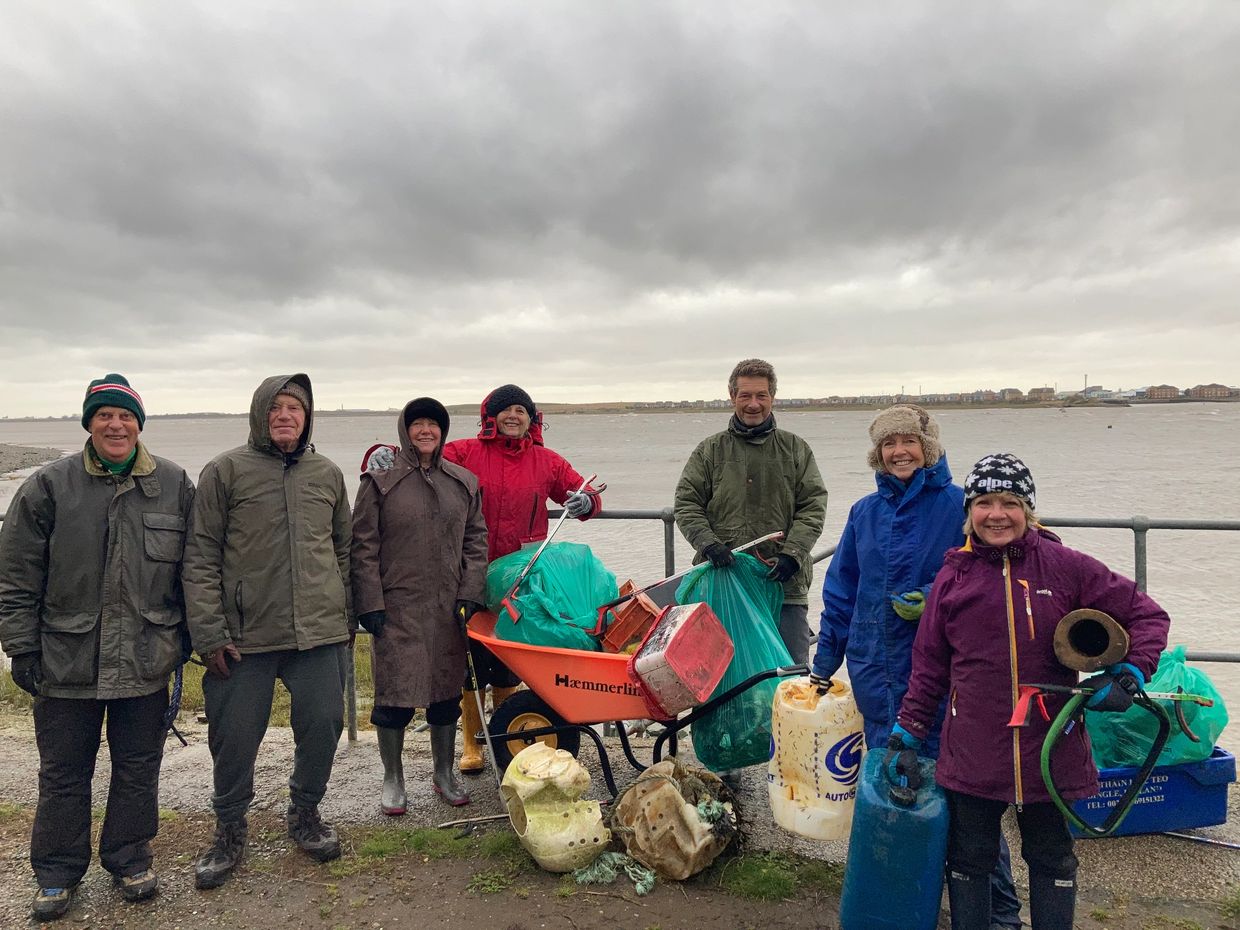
[564, 490, 594, 519]
[366, 445, 396, 473]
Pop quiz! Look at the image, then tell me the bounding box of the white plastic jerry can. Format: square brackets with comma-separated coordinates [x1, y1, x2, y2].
[767, 676, 865, 840]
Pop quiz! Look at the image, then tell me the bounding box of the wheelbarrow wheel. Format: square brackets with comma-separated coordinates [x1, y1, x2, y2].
[487, 690, 581, 771]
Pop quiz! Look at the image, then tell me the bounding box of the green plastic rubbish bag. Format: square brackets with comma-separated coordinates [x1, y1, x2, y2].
[486, 542, 617, 653]
[1085, 646, 1229, 768]
[676, 553, 791, 771]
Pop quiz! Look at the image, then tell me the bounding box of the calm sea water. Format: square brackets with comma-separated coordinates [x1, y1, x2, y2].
[3, 404, 1237, 742]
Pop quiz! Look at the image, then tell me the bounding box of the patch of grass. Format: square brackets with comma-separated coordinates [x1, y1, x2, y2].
[1090, 908, 1111, 921]
[91, 806, 105, 822]
[478, 828, 533, 871]
[158, 808, 179, 822]
[0, 802, 27, 821]
[795, 858, 844, 897]
[1221, 887, 1240, 919]
[0, 669, 36, 709]
[555, 877, 576, 898]
[717, 852, 798, 901]
[467, 867, 513, 894]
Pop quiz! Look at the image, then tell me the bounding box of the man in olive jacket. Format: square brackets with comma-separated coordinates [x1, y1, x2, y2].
[674, 358, 828, 663]
[0, 374, 194, 920]
[182, 374, 352, 889]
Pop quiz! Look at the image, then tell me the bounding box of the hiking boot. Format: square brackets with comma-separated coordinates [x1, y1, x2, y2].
[287, 804, 341, 862]
[195, 818, 247, 890]
[31, 886, 75, 922]
[114, 868, 159, 902]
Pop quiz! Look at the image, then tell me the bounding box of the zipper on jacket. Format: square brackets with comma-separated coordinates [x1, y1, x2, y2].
[526, 493, 540, 536]
[1003, 554, 1024, 806]
[950, 687, 958, 717]
[234, 582, 245, 641]
[1018, 579, 1034, 640]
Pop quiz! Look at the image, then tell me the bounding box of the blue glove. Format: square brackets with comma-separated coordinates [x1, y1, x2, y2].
[885, 724, 923, 789]
[564, 490, 594, 519]
[1083, 662, 1144, 713]
[891, 590, 926, 622]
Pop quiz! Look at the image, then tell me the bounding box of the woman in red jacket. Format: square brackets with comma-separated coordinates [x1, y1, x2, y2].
[893, 453, 1169, 930]
[442, 384, 603, 773]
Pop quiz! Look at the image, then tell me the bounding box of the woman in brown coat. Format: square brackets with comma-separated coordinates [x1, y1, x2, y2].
[351, 398, 489, 810]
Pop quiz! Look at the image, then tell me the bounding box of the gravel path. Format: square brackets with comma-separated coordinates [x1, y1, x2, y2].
[0, 711, 1235, 920]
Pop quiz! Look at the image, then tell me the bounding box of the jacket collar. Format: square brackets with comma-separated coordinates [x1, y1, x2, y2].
[964, 525, 1055, 563]
[83, 441, 161, 496]
[727, 413, 777, 444]
[875, 454, 954, 503]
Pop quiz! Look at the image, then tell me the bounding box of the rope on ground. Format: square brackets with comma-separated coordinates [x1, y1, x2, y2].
[572, 851, 657, 896]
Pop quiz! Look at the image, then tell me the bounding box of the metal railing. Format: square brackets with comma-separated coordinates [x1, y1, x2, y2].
[4, 506, 1239, 741]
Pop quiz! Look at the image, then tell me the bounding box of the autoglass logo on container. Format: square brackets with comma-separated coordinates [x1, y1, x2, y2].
[824, 732, 864, 786]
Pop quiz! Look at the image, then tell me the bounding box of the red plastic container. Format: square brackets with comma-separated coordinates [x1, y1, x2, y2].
[628, 603, 735, 717]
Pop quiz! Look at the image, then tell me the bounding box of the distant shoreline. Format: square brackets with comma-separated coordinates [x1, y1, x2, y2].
[1, 396, 1234, 423]
[0, 443, 65, 478]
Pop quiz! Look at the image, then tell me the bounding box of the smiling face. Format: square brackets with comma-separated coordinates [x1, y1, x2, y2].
[731, 375, 774, 427]
[407, 416, 442, 465]
[880, 433, 926, 481]
[89, 406, 139, 463]
[969, 492, 1029, 548]
[495, 404, 531, 438]
[268, 394, 306, 453]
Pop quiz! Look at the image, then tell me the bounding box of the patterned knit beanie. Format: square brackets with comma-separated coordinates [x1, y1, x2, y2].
[276, 380, 311, 410]
[866, 404, 942, 472]
[964, 452, 1036, 510]
[82, 374, 146, 431]
[485, 384, 537, 420]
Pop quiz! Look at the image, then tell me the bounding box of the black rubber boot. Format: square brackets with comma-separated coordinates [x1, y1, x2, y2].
[1028, 870, 1075, 930]
[430, 723, 470, 806]
[948, 869, 992, 930]
[376, 726, 407, 816]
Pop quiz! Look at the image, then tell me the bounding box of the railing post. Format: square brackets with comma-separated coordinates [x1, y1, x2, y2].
[661, 507, 676, 577]
[1132, 515, 1150, 592]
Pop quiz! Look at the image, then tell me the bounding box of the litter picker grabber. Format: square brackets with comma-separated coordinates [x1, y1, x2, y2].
[499, 473, 605, 624]
[587, 531, 785, 637]
[1008, 681, 1214, 837]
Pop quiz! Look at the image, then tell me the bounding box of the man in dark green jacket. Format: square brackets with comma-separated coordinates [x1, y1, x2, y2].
[674, 358, 827, 663]
[183, 374, 352, 889]
[0, 374, 194, 921]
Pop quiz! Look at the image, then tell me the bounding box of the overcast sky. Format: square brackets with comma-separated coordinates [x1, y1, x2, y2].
[2, 2, 1237, 417]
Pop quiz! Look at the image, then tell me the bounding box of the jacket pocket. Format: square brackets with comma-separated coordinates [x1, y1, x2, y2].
[139, 607, 183, 679]
[142, 512, 187, 613]
[39, 611, 100, 688]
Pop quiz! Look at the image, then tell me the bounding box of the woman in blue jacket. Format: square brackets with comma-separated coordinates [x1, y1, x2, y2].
[810, 405, 1020, 929]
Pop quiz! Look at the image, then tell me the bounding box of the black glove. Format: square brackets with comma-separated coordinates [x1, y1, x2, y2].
[766, 553, 800, 584]
[10, 653, 42, 697]
[454, 600, 486, 633]
[808, 672, 833, 694]
[702, 542, 735, 569]
[1083, 662, 1144, 713]
[357, 610, 387, 638]
[884, 725, 924, 793]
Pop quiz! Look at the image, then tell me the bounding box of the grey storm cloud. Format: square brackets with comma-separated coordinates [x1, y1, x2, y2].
[1, 1, 1238, 415]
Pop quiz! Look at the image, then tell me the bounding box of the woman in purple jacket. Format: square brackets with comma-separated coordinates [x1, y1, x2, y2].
[892, 453, 1170, 930]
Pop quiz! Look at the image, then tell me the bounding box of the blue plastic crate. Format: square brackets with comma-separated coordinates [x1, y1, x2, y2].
[1071, 748, 1235, 838]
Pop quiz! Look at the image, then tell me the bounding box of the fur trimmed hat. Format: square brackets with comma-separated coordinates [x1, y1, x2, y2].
[866, 404, 942, 472]
[964, 452, 1036, 510]
[485, 384, 536, 420]
[82, 373, 146, 431]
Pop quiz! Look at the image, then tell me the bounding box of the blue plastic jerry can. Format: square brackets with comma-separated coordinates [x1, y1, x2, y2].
[838, 749, 949, 930]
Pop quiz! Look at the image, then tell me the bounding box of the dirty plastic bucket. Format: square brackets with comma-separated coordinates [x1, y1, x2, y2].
[630, 602, 734, 717]
[766, 676, 864, 840]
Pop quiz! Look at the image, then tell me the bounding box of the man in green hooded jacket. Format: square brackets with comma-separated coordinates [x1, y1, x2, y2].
[183, 374, 352, 889]
[0, 374, 193, 920]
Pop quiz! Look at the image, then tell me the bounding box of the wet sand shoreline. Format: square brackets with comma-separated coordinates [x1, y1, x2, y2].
[0, 443, 64, 478]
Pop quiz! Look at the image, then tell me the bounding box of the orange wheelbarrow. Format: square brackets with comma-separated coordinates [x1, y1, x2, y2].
[466, 610, 807, 796]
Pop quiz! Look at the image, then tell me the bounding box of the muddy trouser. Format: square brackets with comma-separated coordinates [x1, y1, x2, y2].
[31, 689, 168, 887]
[371, 699, 460, 729]
[463, 638, 521, 690]
[778, 603, 813, 666]
[946, 789, 1077, 928]
[203, 643, 347, 824]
